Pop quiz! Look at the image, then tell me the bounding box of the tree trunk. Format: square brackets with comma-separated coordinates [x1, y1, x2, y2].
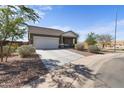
[5, 37, 14, 62]
[5, 43, 10, 62]
[102, 44, 105, 49]
[0, 42, 3, 62]
[1, 34, 9, 62]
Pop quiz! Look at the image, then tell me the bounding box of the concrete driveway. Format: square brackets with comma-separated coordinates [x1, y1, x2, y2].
[36, 49, 84, 70]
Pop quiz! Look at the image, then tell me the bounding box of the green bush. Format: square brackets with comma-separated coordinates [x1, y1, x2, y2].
[88, 45, 100, 53]
[75, 43, 84, 51]
[0, 46, 15, 56]
[17, 45, 36, 58]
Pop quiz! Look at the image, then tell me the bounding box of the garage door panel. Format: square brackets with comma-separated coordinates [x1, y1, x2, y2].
[33, 36, 59, 49]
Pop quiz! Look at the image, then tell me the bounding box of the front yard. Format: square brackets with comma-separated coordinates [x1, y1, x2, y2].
[0, 51, 95, 88]
[0, 54, 48, 88]
[0, 48, 96, 88]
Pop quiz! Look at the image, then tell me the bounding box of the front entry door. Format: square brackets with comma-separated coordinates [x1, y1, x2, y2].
[63, 37, 73, 47]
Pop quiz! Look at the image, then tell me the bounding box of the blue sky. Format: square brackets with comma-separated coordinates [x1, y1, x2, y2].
[26, 5, 124, 42]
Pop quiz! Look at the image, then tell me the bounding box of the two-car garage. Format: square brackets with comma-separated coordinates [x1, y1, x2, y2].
[33, 36, 59, 49]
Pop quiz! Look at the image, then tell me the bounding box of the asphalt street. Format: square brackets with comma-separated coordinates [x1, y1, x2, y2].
[95, 57, 124, 88]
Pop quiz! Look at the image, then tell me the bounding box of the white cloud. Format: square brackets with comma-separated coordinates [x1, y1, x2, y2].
[28, 5, 52, 19]
[117, 19, 124, 26]
[49, 25, 72, 31]
[34, 10, 45, 19]
[40, 6, 52, 11]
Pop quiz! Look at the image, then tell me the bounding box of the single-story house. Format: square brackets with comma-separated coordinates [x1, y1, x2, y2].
[28, 25, 78, 49]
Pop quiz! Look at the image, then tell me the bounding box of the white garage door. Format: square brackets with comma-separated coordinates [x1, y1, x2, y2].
[33, 36, 59, 49]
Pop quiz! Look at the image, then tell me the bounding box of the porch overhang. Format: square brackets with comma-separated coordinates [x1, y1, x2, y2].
[59, 31, 78, 48]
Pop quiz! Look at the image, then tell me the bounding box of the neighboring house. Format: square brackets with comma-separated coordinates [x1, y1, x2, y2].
[28, 25, 78, 49]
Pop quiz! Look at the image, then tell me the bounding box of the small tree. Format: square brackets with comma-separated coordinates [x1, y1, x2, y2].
[85, 32, 97, 46]
[96, 34, 113, 48]
[5, 18, 27, 62]
[0, 6, 14, 62]
[0, 5, 39, 62]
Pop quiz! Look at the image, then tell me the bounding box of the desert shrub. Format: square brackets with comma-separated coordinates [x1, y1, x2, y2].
[88, 45, 100, 53]
[83, 42, 89, 49]
[11, 43, 19, 51]
[75, 43, 84, 51]
[0, 45, 15, 56]
[17, 45, 36, 58]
